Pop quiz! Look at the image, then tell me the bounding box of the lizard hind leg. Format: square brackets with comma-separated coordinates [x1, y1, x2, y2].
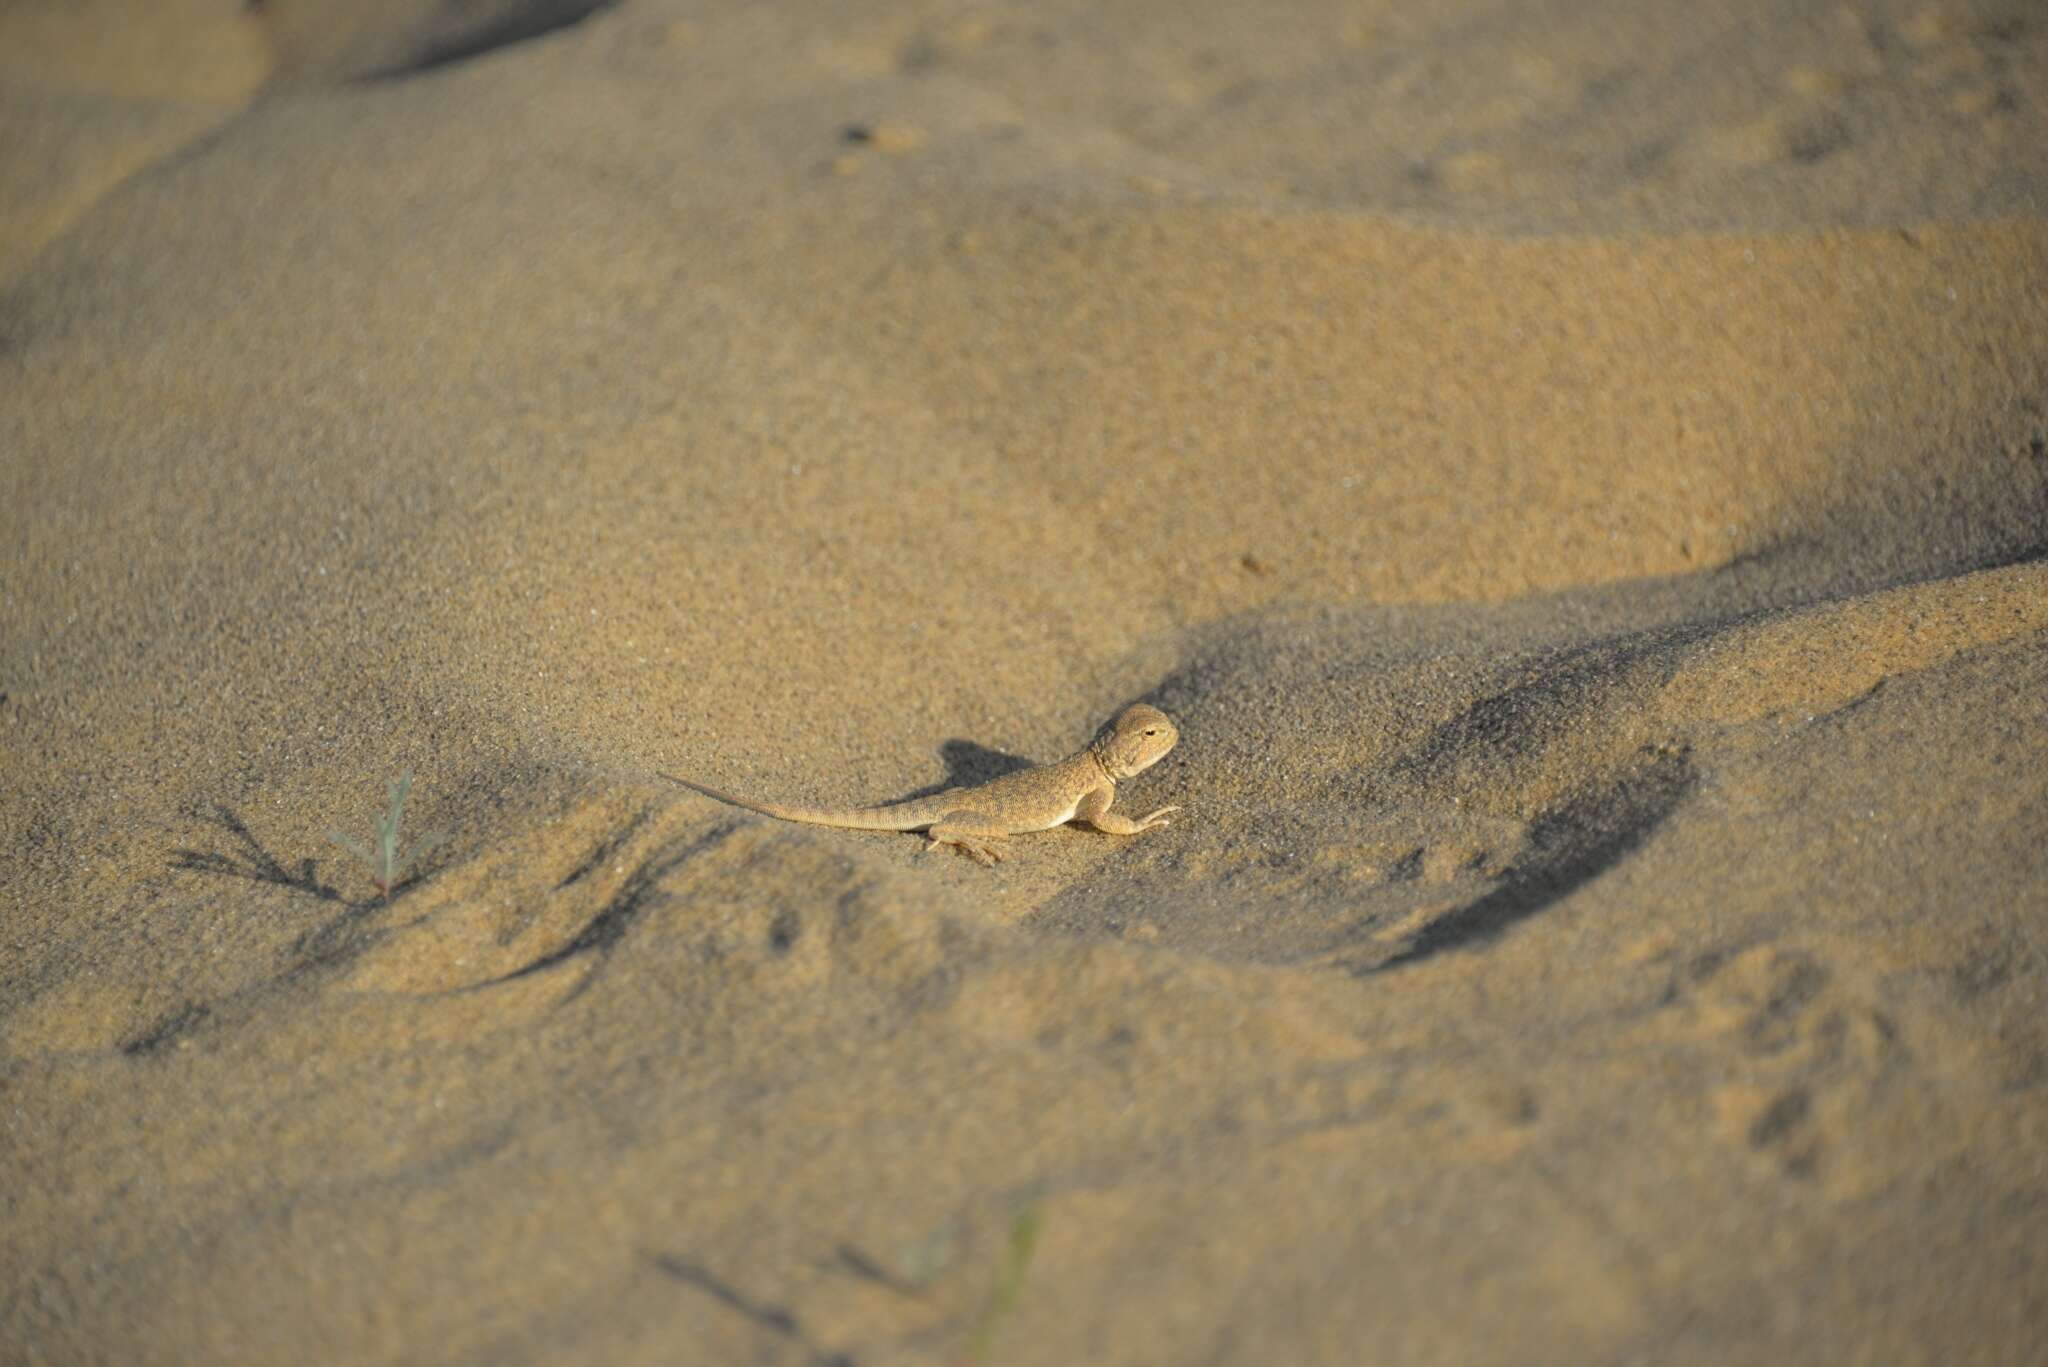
[923, 813, 1009, 866]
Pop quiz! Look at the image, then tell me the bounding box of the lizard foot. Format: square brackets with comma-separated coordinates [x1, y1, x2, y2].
[1136, 806, 1179, 830]
[924, 833, 1005, 865]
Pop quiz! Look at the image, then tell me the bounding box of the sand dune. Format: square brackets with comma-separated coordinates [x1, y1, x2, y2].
[4, 1, 2046, 1363]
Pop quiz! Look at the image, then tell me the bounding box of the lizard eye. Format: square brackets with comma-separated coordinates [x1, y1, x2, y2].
[1144, 728, 1157, 736]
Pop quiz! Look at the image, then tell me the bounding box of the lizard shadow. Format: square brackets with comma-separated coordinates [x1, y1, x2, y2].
[890, 739, 1036, 802]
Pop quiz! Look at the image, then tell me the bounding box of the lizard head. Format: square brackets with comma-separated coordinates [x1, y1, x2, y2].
[1091, 704, 1179, 780]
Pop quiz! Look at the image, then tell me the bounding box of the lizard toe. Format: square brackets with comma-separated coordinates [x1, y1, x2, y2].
[943, 836, 1001, 866]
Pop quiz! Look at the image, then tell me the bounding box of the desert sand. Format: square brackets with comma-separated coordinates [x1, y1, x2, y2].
[4, 1, 2046, 1362]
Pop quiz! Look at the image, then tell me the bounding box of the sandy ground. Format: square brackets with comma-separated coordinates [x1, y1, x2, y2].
[4, 1, 2047, 1362]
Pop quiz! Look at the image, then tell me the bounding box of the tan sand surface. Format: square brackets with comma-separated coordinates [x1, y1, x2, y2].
[3, 1, 2046, 1362]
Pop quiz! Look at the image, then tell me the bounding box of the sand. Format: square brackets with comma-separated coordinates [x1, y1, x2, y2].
[3, 0, 2046, 1362]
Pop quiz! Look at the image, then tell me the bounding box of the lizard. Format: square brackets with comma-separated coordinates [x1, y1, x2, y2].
[662, 704, 1180, 866]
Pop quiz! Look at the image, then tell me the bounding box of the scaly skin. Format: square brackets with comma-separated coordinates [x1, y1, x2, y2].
[664, 704, 1181, 865]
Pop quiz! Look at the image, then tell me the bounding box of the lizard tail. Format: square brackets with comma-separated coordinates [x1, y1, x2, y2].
[659, 774, 938, 831]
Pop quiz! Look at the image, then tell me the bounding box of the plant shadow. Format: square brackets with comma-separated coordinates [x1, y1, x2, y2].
[169, 803, 434, 911]
[170, 803, 354, 903]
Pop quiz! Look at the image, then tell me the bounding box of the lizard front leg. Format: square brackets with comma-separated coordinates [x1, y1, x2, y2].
[922, 811, 1011, 865]
[1073, 786, 1178, 837]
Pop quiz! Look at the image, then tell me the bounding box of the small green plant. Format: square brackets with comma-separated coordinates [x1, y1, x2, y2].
[964, 1194, 1044, 1364]
[328, 770, 445, 899]
[895, 1218, 959, 1291]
